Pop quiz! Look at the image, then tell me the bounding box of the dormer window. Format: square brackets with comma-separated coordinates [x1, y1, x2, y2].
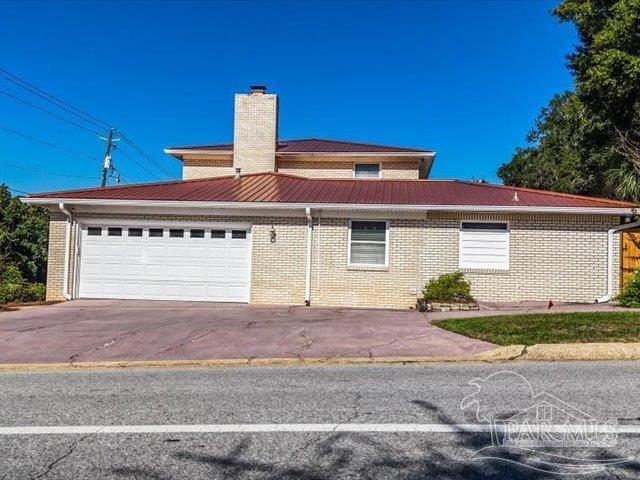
[353, 163, 381, 179]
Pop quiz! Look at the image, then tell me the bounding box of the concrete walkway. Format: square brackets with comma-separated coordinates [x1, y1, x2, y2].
[0, 300, 496, 364]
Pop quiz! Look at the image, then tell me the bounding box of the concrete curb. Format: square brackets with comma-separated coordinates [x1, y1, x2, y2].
[0, 343, 639, 371]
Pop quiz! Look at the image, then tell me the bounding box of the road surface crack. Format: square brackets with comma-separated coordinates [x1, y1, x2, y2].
[30, 432, 95, 479]
[69, 330, 141, 365]
[508, 345, 528, 361]
[145, 329, 214, 359]
[284, 327, 313, 360]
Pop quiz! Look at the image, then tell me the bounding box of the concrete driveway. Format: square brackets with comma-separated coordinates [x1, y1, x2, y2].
[0, 300, 495, 364]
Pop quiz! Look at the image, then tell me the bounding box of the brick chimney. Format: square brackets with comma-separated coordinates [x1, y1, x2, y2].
[233, 86, 278, 174]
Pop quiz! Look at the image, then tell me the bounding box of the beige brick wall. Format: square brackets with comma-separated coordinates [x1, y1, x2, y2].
[276, 158, 421, 179]
[45, 211, 78, 301]
[181, 156, 421, 180]
[233, 92, 278, 174]
[45, 212, 67, 301]
[310, 218, 424, 308]
[182, 157, 234, 179]
[421, 212, 620, 303]
[45, 210, 621, 308]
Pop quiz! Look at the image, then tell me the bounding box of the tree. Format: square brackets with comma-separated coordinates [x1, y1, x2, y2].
[0, 185, 49, 283]
[499, 0, 640, 201]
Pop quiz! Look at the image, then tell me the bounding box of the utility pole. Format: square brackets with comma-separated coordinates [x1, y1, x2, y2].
[99, 128, 119, 187]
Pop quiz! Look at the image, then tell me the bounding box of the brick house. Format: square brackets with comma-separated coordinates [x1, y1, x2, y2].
[22, 86, 637, 309]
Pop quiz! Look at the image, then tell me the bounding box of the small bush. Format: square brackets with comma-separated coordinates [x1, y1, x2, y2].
[0, 282, 46, 305]
[616, 269, 640, 307]
[1, 265, 23, 284]
[422, 272, 474, 303]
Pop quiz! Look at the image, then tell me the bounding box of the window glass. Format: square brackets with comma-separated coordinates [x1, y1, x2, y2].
[351, 221, 386, 242]
[169, 229, 184, 238]
[349, 221, 387, 265]
[108, 227, 122, 236]
[190, 229, 205, 238]
[149, 228, 163, 238]
[128, 228, 143, 237]
[354, 163, 380, 178]
[232, 230, 247, 239]
[87, 227, 102, 236]
[211, 230, 226, 239]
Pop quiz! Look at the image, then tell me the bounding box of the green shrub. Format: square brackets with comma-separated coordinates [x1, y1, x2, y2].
[422, 272, 474, 303]
[1, 265, 23, 284]
[0, 282, 46, 305]
[616, 269, 640, 307]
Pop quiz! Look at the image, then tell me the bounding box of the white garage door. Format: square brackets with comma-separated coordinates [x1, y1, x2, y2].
[77, 224, 251, 302]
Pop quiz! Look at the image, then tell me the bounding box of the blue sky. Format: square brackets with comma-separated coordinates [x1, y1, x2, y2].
[0, 0, 577, 194]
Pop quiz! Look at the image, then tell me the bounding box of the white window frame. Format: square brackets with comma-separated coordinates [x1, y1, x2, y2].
[347, 219, 389, 267]
[352, 162, 381, 179]
[458, 220, 510, 271]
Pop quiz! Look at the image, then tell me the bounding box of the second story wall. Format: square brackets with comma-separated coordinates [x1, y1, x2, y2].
[182, 155, 424, 180]
[182, 156, 234, 180]
[276, 156, 423, 179]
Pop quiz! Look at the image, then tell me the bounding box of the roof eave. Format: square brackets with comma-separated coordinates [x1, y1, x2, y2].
[276, 151, 435, 157]
[164, 148, 233, 159]
[164, 148, 435, 161]
[19, 197, 635, 215]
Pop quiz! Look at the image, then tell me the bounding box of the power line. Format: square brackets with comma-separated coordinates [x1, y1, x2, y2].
[0, 67, 176, 183]
[0, 123, 138, 185]
[120, 134, 177, 179]
[0, 88, 102, 136]
[0, 68, 113, 131]
[0, 161, 97, 179]
[0, 124, 101, 161]
[112, 167, 135, 184]
[113, 144, 162, 180]
[4, 186, 30, 195]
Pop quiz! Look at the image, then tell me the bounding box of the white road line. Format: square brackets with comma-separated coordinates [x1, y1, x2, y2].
[0, 423, 638, 435]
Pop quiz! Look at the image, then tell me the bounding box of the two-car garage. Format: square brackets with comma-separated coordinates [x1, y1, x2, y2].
[77, 223, 252, 302]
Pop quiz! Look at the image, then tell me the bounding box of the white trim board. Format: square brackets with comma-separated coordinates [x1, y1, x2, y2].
[20, 198, 635, 216]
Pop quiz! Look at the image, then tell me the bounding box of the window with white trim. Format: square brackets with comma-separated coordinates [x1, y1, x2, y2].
[353, 163, 380, 178]
[459, 221, 509, 270]
[349, 220, 388, 266]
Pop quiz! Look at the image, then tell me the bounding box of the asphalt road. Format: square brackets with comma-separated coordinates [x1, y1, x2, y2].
[0, 362, 639, 479]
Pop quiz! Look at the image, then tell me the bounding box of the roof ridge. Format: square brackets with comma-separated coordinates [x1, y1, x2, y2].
[454, 180, 637, 207]
[166, 138, 433, 153]
[279, 137, 433, 152]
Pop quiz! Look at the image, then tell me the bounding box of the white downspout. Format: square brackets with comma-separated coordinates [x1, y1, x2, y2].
[305, 207, 313, 306]
[596, 219, 640, 303]
[58, 203, 73, 301]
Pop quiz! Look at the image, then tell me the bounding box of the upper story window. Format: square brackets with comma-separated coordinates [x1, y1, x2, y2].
[353, 163, 381, 179]
[459, 221, 510, 270]
[348, 220, 388, 266]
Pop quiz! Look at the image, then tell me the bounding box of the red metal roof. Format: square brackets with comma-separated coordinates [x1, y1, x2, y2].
[167, 138, 433, 154]
[26, 172, 636, 210]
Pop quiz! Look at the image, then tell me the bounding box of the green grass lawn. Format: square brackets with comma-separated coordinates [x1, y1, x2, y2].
[432, 311, 640, 346]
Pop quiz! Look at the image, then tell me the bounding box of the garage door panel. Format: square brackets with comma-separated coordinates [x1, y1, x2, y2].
[205, 285, 228, 298]
[123, 282, 145, 296]
[124, 245, 144, 256]
[166, 265, 186, 277]
[104, 244, 124, 255]
[79, 225, 251, 302]
[186, 265, 206, 278]
[141, 283, 161, 295]
[207, 266, 227, 278]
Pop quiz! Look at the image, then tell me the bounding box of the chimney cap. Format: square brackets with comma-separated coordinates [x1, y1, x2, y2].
[249, 85, 267, 94]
